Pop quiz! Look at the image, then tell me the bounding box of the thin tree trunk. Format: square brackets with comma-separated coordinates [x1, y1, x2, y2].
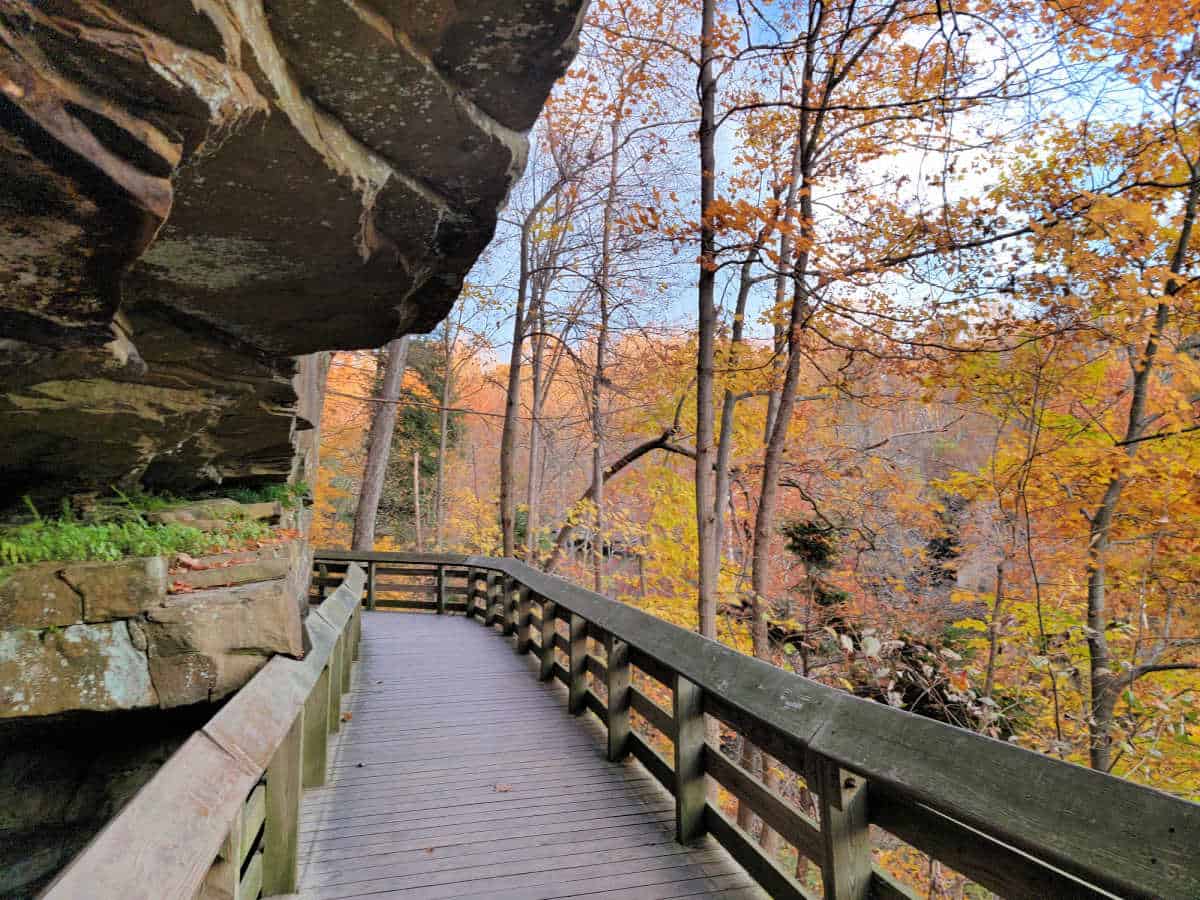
[413, 450, 423, 551]
[764, 142, 803, 442]
[352, 336, 410, 552]
[984, 560, 1005, 700]
[526, 295, 546, 559]
[435, 322, 453, 549]
[592, 119, 619, 595]
[695, 0, 718, 641]
[499, 222, 532, 558]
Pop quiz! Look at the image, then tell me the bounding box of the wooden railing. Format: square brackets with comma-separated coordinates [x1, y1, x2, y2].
[43, 565, 366, 900]
[314, 550, 1199, 900]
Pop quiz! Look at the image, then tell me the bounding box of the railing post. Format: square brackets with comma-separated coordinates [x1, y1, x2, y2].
[302, 664, 331, 788]
[340, 624, 352, 693]
[503, 576, 517, 636]
[328, 639, 343, 733]
[466, 567, 478, 618]
[352, 602, 362, 661]
[484, 573, 498, 626]
[568, 612, 587, 715]
[262, 710, 303, 894]
[814, 753, 872, 900]
[436, 564, 447, 615]
[605, 632, 631, 762]
[366, 560, 376, 611]
[539, 599, 556, 681]
[673, 673, 706, 844]
[515, 585, 532, 654]
[317, 563, 328, 602]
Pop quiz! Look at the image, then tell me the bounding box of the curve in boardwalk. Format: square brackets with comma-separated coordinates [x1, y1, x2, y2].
[296, 612, 765, 900]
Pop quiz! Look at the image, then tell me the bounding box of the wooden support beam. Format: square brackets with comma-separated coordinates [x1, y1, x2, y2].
[516, 585, 532, 654]
[366, 561, 376, 611]
[484, 574, 499, 627]
[814, 753, 872, 900]
[328, 641, 343, 734]
[302, 665, 330, 788]
[502, 576, 517, 636]
[568, 612, 588, 715]
[466, 568, 478, 617]
[340, 625, 352, 694]
[539, 600, 556, 682]
[317, 563, 328, 602]
[605, 632, 631, 762]
[262, 711, 303, 895]
[673, 673, 706, 844]
[436, 564, 447, 615]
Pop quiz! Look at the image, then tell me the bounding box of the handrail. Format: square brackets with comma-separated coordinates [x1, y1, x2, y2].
[42, 565, 366, 900]
[315, 550, 1200, 900]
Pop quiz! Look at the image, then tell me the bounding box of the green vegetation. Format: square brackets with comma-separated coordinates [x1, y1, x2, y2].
[115, 480, 310, 513]
[223, 481, 310, 509]
[0, 496, 274, 568]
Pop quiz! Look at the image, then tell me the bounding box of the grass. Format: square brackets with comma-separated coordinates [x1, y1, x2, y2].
[0, 496, 275, 569]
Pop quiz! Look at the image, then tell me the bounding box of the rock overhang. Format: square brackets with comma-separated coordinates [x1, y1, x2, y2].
[0, 0, 586, 505]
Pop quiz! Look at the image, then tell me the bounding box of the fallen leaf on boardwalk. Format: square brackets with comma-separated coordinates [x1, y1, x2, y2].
[341, 712, 353, 721]
[169, 581, 195, 593]
[424, 848, 435, 855]
[494, 784, 512, 793]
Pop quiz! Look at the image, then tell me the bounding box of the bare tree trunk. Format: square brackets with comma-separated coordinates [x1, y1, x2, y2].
[592, 119, 619, 595]
[764, 143, 803, 442]
[526, 295, 546, 559]
[984, 560, 1005, 700]
[695, 0, 718, 641]
[435, 321, 453, 549]
[352, 336, 410, 552]
[413, 450, 424, 551]
[499, 222, 532, 558]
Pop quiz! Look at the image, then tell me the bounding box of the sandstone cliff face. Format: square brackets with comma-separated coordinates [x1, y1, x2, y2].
[0, 0, 585, 504]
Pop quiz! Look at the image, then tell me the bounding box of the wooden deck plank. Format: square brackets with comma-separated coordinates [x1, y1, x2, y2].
[297, 613, 764, 900]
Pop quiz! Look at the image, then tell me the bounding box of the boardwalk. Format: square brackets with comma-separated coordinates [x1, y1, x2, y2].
[296, 612, 766, 900]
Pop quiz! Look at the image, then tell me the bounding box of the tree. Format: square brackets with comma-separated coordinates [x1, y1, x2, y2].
[351, 336, 409, 551]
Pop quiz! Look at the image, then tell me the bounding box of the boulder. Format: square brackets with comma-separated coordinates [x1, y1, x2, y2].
[0, 565, 82, 629]
[144, 579, 305, 705]
[61, 557, 168, 623]
[0, 623, 158, 718]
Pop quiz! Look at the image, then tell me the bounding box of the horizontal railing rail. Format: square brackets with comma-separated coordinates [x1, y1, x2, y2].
[319, 549, 1199, 900]
[43, 566, 367, 900]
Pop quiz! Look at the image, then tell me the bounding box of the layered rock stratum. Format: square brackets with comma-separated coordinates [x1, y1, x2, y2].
[0, 0, 584, 504]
